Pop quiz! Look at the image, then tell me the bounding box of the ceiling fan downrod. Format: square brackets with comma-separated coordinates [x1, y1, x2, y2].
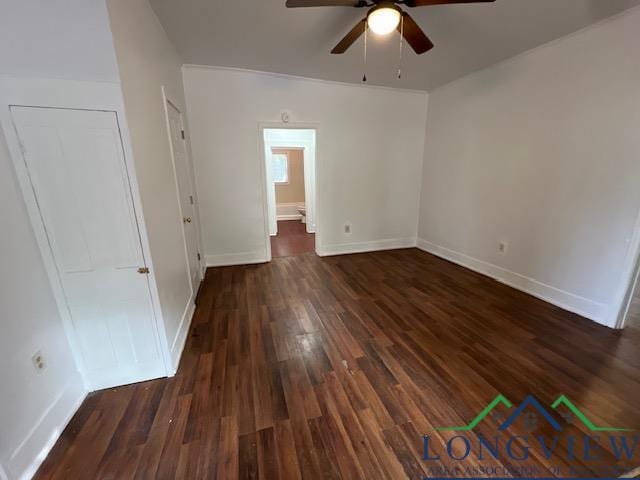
[398, 13, 404, 79]
[362, 21, 368, 82]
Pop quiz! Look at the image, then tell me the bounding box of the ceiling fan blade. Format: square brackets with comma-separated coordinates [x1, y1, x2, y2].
[411, 0, 495, 6]
[398, 12, 434, 54]
[286, 0, 361, 7]
[331, 19, 366, 54]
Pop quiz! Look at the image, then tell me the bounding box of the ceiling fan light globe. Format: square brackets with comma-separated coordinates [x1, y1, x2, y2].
[367, 7, 401, 35]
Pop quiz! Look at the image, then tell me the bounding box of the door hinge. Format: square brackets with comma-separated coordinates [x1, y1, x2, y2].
[181, 130, 185, 140]
[137, 267, 150, 274]
[197, 253, 201, 261]
[189, 195, 194, 205]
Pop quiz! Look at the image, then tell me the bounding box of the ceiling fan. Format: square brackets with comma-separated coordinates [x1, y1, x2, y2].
[286, 0, 496, 55]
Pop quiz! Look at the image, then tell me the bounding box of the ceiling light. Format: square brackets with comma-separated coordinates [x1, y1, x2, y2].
[367, 6, 401, 36]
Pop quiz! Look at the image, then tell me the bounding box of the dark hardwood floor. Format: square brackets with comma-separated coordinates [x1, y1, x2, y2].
[270, 220, 315, 258]
[35, 249, 640, 479]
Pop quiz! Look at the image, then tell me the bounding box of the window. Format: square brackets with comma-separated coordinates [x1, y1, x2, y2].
[271, 152, 289, 184]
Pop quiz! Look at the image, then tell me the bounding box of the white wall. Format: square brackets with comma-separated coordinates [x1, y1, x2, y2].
[106, 0, 200, 368]
[183, 67, 428, 264]
[0, 128, 86, 480]
[0, 0, 124, 478]
[0, 0, 119, 82]
[0, 2, 119, 477]
[417, 7, 640, 326]
[0, 1, 198, 477]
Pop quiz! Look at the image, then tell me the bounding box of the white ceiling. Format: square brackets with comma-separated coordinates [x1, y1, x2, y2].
[150, 0, 640, 91]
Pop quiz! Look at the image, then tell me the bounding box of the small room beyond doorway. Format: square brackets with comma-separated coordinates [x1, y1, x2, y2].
[263, 128, 317, 258]
[271, 147, 314, 257]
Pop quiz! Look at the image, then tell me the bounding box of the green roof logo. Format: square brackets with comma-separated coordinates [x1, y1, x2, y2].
[435, 394, 632, 432]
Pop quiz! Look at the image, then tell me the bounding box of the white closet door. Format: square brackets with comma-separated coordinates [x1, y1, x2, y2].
[166, 101, 201, 291]
[11, 107, 166, 390]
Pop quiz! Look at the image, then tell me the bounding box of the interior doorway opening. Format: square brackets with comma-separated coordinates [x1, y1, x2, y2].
[615, 210, 640, 330]
[625, 289, 640, 328]
[618, 256, 640, 329]
[261, 127, 317, 259]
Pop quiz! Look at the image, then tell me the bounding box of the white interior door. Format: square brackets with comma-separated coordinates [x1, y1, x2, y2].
[11, 106, 166, 390]
[166, 101, 201, 291]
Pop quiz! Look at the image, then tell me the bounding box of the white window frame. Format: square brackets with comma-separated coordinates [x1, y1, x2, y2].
[271, 150, 290, 185]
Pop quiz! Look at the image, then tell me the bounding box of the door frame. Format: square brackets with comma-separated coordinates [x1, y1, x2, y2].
[258, 122, 320, 262]
[612, 205, 640, 328]
[267, 146, 306, 236]
[0, 77, 173, 387]
[161, 88, 203, 296]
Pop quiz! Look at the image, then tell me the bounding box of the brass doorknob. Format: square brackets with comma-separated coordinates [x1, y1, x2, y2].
[183, 217, 192, 224]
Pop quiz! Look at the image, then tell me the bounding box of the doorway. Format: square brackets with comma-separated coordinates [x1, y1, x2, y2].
[625, 289, 640, 328]
[615, 209, 640, 330]
[618, 255, 640, 330]
[261, 127, 317, 259]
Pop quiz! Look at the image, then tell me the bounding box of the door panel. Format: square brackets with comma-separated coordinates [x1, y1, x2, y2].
[166, 101, 201, 291]
[11, 107, 165, 390]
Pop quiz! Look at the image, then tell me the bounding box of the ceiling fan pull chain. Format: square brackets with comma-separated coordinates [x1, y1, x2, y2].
[362, 21, 368, 82]
[398, 14, 404, 79]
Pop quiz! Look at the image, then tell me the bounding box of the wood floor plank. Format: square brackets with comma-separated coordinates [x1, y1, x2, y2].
[238, 432, 259, 480]
[216, 416, 239, 480]
[256, 427, 279, 480]
[155, 393, 192, 479]
[274, 419, 303, 480]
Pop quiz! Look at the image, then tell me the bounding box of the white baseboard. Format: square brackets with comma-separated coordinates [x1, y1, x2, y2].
[318, 237, 417, 257]
[205, 250, 267, 267]
[8, 378, 86, 480]
[416, 238, 610, 326]
[276, 203, 303, 221]
[277, 214, 302, 221]
[169, 297, 196, 374]
[276, 202, 302, 214]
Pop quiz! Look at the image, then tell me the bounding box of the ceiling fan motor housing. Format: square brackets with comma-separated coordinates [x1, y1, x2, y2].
[353, 0, 414, 7]
[367, 2, 402, 16]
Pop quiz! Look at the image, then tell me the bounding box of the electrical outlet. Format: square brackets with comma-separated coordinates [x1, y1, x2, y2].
[32, 350, 46, 373]
[344, 223, 352, 234]
[498, 241, 508, 254]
